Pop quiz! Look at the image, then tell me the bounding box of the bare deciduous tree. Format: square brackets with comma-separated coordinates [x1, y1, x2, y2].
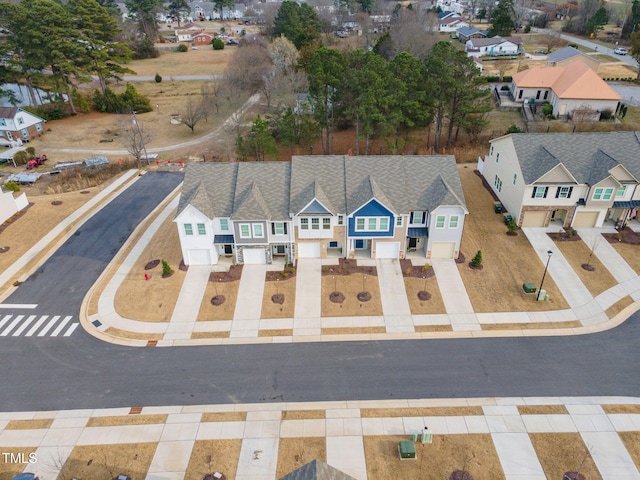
[541, 34, 568, 53]
[224, 41, 272, 93]
[120, 113, 152, 167]
[388, 9, 439, 60]
[181, 96, 205, 133]
[46, 447, 74, 480]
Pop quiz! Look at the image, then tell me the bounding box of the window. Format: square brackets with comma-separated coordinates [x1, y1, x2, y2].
[300, 218, 309, 230]
[17, 117, 23, 125]
[410, 211, 426, 225]
[338, 215, 344, 225]
[449, 215, 459, 228]
[219, 218, 229, 231]
[593, 187, 614, 201]
[272, 222, 286, 235]
[35, 123, 42, 132]
[311, 218, 320, 230]
[536, 90, 541, 100]
[490, 146, 494, 155]
[368, 218, 377, 230]
[0, 119, 5, 126]
[556, 186, 573, 199]
[355, 217, 391, 231]
[323, 218, 331, 230]
[543, 90, 549, 100]
[496, 153, 500, 163]
[183, 223, 193, 235]
[379, 217, 389, 231]
[197, 223, 206, 235]
[518, 90, 523, 99]
[6, 132, 12, 140]
[239, 224, 251, 238]
[435, 215, 446, 228]
[329, 241, 338, 248]
[21, 128, 28, 138]
[513, 174, 517, 185]
[396, 216, 403, 227]
[532, 186, 548, 199]
[356, 218, 365, 231]
[252, 224, 264, 238]
[616, 186, 627, 198]
[494, 175, 503, 193]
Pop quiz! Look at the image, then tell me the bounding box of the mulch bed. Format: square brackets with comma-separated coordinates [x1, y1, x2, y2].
[474, 170, 500, 202]
[321, 258, 377, 276]
[506, 231, 518, 236]
[210, 295, 226, 306]
[271, 293, 285, 304]
[209, 265, 243, 282]
[603, 227, 640, 245]
[161, 271, 174, 278]
[329, 291, 345, 303]
[468, 263, 484, 270]
[581, 263, 595, 271]
[80, 190, 90, 194]
[400, 259, 435, 278]
[357, 291, 372, 302]
[51, 200, 63, 206]
[450, 471, 474, 480]
[455, 252, 466, 264]
[0, 246, 9, 253]
[144, 259, 160, 270]
[417, 290, 432, 301]
[179, 259, 189, 271]
[266, 264, 297, 281]
[562, 473, 585, 480]
[0, 202, 33, 236]
[548, 227, 581, 242]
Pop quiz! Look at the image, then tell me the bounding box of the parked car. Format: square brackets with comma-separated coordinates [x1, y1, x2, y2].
[226, 39, 238, 45]
[614, 47, 628, 55]
[12, 474, 39, 480]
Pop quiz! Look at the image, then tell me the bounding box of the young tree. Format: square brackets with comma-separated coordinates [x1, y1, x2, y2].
[167, 0, 189, 26]
[586, 7, 608, 37]
[181, 97, 205, 133]
[268, 35, 300, 75]
[488, 0, 514, 37]
[236, 116, 279, 161]
[121, 113, 152, 166]
[224, 42, 272, 93]
[572, 0, 600, 34]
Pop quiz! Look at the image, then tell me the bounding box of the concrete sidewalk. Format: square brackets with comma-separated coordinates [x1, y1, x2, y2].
[8, 396, 640, 480]
[164, 265, 212, 340]
[431, 259, 479, 331]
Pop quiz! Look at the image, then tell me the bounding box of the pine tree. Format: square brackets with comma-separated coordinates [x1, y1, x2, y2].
[488, 0, 514, 37]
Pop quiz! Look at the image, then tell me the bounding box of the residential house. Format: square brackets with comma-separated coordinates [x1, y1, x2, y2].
[546, 46, 600, 72]
[510, 61, 621, 120]
[439, 16, 469, 32]
[193, 33, 214, 45]
[175, 156, 468, 265]
[471, 56, 484, 73]
[0, 107, 45, 143]
[175, 29, 196, 42]
[466, 36, 522, 57]
[456, 26, 486, 42]
[481, 131, 640, 228]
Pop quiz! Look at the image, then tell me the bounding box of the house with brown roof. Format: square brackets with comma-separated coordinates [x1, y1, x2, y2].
[0, 107, 45, 144]
[510, 61, 621, 120]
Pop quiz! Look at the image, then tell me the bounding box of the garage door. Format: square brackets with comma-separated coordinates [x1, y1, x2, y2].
[430, 242, 456, 259]
[243, 248, 266, 264]
[187, 249, 211, 265]
[573, 211, 599, 228]
[298, 242, 321, 258]
[522, 211, 547, 227]
[376, 242, 400, 259]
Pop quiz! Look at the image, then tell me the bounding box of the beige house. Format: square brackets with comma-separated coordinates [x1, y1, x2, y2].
[481, 131, 640, 228]
[510, 61, 620, 120]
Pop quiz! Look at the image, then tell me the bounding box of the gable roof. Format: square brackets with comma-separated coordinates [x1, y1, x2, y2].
[0, 107, 19, 119]
[279, 459, 357, 480]
[457, 26, 484, 37]
[468, 36, 522, 47]
[547, 46, 582, 63]
[232, 162, 291, 221]
[290, 156, 346, 215]
[512, 61, 620, 101]
[502, 132, 640, 185]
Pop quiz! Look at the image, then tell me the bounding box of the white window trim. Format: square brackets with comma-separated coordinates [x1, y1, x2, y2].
[396, 216, 403, 227]
[337, 215, 344, 225]
[322, 218, 331, 230]
[273, 222, 285, 235]
[435, 215, 446, 229]
[593, 187, 614, 201]
[219, 218, 230, 232]
[196, 223, 206, 235]
[239, 223, 251, 238]
[557, 186, 571, 199]
[449, 215, 459, 228]
[616, 185, 627, 198]
[354, 216, 391, 232]
[300, 218, 309, 230]
[184, 223, 193, 236]
[252, 223, 264, 238]
[409, 211, 426, 226]
[533, 186, 546, 198]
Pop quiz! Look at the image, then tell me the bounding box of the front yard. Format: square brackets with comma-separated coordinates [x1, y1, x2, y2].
[457, 164, 570, 312]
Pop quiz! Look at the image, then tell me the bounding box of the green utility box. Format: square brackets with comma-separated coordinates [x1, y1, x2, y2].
[504, 213, 513, 225]
[523, 283, 536, 294]
[494, 202, 503, 213]
[399, 441, 416, 459]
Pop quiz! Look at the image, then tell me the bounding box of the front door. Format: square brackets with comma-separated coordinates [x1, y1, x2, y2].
[224, 244, 233, 255]
[354, 239, 367, 249]
[408, 238, 417, 249]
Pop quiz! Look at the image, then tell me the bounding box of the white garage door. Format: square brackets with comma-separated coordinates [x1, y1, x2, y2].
[243, 248, 266, 264]
[522, 211, 547, 227]
[187, 249, 211, 265]
[376, 242, 400, 259]
[573, 211, 599, 228]
[298, 242, 321, 258]
[430, 242, 456, 259]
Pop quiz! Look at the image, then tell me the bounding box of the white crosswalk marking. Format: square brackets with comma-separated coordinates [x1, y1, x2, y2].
[50, 316, 72, 337]
[0, 315, 12, 330]
[1, 315, 24, 336]
[63, 323, 79, 337]
[25, 315, 48, 337]
[38, 315, 60, 337]
[12, 315, 36, 336]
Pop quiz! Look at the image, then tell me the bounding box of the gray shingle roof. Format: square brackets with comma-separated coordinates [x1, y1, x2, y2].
[508, 132, 640, 185]
[457, 26, 483, 37]
[290, 156, 347, 215]
[279, 459, 356, 480]
[232, 162, 291, 221]
[547, 46, 581, 63]
[176, 163, 238, 219]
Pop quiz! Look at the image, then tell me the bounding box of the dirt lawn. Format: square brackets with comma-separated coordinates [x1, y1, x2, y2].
[0, 448, 39, 480]
[114, 208, 186, 322]
[198, 279, 239, 321]
[276, 438, 326, 479]
[321, 274, 383, 317]
[552, 239, 617, 297]
[184, 440, 242, 480]
[363, 434, 505, 480]
[59, 443, 157, 480]
[124, 45, 235, 77]
[404, 276, 447, 315]
[456, 165, 569, 312]
[261, 277, 296, 319]
[530, 433, 602, 480]
[611, 243, 640, 274]
[619, 431, 640, 470]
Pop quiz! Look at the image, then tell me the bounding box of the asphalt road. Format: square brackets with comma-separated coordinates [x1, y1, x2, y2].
[0, 171, 638, 412]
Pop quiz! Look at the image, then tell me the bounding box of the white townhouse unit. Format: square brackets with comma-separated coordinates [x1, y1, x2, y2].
[481, 131, 640, 228]
[175, 156, 469, 265]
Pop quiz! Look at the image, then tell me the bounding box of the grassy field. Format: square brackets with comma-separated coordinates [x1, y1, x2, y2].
[124, 45, 235, 77]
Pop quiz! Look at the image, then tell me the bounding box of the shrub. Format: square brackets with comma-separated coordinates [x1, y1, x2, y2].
[289, 267, 295, 273]
[322, 266, 328, 273]
[177, 43, 189, 52]
[507, 218, 518, 233]
[212, 38, 225, 50]
[405, 267, 412, 276]
[3, 181, 19, 192]
[13, 150, 27, 165]
[542, 104, 553, 117]
[71, 89, 90, 113]
[91, 84, 152, 114]
[599, 108, 613, 120]
[155, 73, 162, 83]
[471, 250, 482, 267]
[524, 24, 531, 33]
[502, 75, 512, 82]
[25, 146, 36, 158]
[162, 259, 173, 276]
[505, 124, 522, 134]
[569, 43, 579, 49]
[485, 76, 500, 82]
[500, 85, 510, 91]
[422, 263, 431, 272]
[282, 272, 289, 278]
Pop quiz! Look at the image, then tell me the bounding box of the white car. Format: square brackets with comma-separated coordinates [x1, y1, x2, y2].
[614, 47, 628, 55]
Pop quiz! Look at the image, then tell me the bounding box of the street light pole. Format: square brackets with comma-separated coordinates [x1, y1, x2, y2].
[537, 250, 553, 301]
